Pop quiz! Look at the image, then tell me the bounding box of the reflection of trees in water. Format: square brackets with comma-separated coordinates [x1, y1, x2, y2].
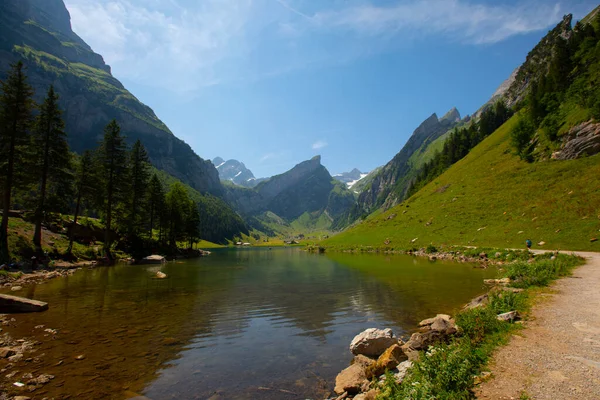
[5, 249, 494, 399]
[327, 253, 496, 330]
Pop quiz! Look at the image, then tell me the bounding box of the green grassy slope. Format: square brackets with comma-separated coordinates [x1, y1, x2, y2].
[323, 113, 600, 251]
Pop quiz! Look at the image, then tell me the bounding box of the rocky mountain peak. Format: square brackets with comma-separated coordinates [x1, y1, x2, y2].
[440, 107, 461, 124]
[213, 157, 225, 166]
[212, 157, 258, 187]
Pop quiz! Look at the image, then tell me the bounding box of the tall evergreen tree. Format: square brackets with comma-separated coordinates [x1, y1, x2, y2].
[147, 173, 165, 240]
[67, 150, 98, 255]
[0, 61, 35, 263]
[31, 86, 72, 251]
[165, 182, 190, 247]
[185, 201, 201, 249]
[98, 120, 128, 261]
[127, 140, 150, 237]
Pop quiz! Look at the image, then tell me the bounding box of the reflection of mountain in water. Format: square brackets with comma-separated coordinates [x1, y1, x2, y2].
[4, 249, 495, 400]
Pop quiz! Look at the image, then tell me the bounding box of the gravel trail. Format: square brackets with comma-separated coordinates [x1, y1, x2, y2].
[476, 251, 600, 399]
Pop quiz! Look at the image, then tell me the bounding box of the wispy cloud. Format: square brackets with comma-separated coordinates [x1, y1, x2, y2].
[308, 1, 564, 45]
[312, 140, 328, 150]
[260, 153, 277, 162]
[64, 0, 571, 92]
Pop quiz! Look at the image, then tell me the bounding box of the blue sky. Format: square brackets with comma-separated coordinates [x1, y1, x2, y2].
[64, 0, 598, 178]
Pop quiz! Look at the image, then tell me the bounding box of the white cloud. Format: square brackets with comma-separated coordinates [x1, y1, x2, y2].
[312, 140, 328, 150]
[65, 0, 260, 90]
[308, 0, 563, 45]
[64, 0, 569, 93]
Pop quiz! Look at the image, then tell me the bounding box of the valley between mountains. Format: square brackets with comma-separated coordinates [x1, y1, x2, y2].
[1, 1, 600, 400]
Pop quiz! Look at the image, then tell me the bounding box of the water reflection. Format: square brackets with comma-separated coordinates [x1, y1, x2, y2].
[2, 248, 495, 399]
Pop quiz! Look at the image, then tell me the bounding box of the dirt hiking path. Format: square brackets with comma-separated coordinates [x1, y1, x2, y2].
[475, 251, 600, 399]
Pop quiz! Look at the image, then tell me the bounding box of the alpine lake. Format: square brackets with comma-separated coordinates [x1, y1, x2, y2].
[2, 248, 497, 399]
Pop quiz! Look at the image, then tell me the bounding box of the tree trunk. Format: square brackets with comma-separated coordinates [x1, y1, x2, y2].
[104, 168, 114, 262]
[66, 189, 82, 256]
[33, 124, 51, 251]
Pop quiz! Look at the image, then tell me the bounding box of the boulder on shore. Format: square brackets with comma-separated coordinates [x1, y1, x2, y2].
[366, 343, 406, 378]
[0, 294, 48, 313]
[497, 310, 520, 322]
[334, 363, 368, 395]
[349, 328, 400, 357]
[402, 314, 458, 358]
[463, 294, 489, 310]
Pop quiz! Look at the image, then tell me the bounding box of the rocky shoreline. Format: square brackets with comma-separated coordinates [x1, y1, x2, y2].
[328, 279, 522, 399]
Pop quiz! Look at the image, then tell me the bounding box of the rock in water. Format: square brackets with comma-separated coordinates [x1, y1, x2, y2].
[141, 255, 166, 264]
[156, 271, 167, 279]
[349, 328, 399, 357]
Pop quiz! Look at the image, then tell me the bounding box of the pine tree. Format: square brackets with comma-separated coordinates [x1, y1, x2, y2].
[127, 139, 150, 237]
[165, 182, 190, 247]
[0, 62, 35, 263]
[98, 120, 128, 261]
[67, 150, 97, 255]
[31, 86, 72, 251]
[185, 201, 201, 249]
[147, 174, 165, 240]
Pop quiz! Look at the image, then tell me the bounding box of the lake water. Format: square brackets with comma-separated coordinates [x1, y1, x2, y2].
[2, 248, 496, 399]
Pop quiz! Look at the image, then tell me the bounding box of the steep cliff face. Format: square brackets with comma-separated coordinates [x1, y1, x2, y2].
[0, 0, 222, 195]
[357, 109, 461, 211]
[225, 156, 355, 223]
[502, 14, 573, 108]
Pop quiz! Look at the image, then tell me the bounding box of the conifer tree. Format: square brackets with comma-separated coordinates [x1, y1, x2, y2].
[127, 139, 150, 237]
[185, 201, 201, 249]
[67, 150, 97, 255]
[0, 61, 35, 263]
[31, 86, 72, 251]
[147, 173, 165, 240]
[98, 120, 128, 261]
[165, 182, 190, 247]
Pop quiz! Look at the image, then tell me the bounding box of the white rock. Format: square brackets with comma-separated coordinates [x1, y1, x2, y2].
[350, 328, 399, 357]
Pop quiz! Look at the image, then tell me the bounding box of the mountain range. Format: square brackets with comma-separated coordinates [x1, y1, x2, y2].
[3, 0, 598, 245]
[224, 156, 355, 233]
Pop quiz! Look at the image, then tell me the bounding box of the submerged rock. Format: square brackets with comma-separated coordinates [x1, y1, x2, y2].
[155, 271, 167, 279]
[349, 328, 399, 357]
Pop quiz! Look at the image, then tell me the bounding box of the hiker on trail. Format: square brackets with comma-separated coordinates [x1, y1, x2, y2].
[526, 239, 532, 250]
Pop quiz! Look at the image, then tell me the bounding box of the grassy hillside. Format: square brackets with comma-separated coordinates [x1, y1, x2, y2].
[323, 113, 600, 251]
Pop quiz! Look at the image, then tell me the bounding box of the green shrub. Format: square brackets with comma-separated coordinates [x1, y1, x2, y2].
[426, 244, 438, 254]
[503, 254, 582, 288]
[488, 291, 527, 314]
[455, 307, 505, 344]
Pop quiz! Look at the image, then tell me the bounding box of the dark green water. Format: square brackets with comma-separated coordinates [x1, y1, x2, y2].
[3, 248, 496, 399]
